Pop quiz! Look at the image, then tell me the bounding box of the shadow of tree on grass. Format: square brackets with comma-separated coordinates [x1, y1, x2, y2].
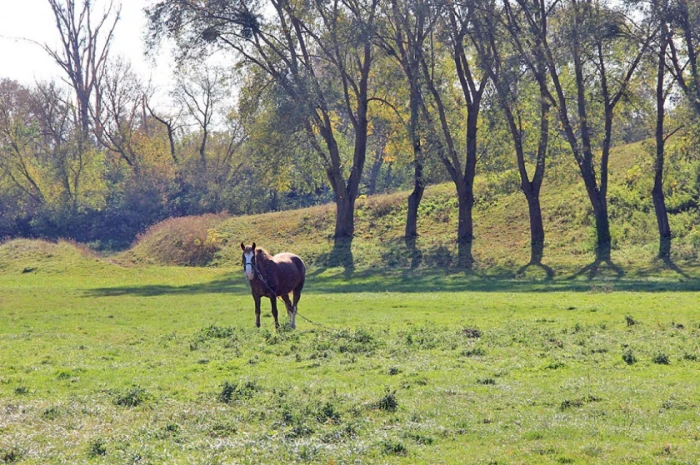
[84, 264, 700, 298]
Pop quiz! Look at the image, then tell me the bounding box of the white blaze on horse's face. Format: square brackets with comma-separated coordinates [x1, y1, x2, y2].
[243, 251, 255, 281]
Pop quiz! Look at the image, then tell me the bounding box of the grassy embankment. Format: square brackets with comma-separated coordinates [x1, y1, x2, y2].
[122, 140, 700, 277]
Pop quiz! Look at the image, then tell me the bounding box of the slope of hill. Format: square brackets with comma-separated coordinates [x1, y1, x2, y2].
[117, 141, 699, 276]
[0, 239, 113, 275]
[2, 141, 698, 277]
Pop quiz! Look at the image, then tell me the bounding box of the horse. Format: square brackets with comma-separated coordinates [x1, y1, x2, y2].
[240, 242, 306, 329]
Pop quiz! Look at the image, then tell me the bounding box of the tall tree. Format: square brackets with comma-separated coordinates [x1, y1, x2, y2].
[474, 3, 553, 274]
[666, 0, 700, 115]
[508, 0, 653, 270]
[148, 0, 380, 251]
[419, 0, 489, 268]
[44, 0, 120, 137]
[379, 0, 437, 240]
[91, 58, 147, 173]
[172, 65, 232, 172]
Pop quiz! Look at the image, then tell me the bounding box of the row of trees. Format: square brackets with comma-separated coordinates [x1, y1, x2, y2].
[1, 0, 699, 267]
[147, 0, 700, 269]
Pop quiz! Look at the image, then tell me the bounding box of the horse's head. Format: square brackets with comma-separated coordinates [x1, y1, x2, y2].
[240, 242, 257, 281]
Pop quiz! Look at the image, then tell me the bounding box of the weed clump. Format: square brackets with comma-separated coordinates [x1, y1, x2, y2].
[462, 327, 482, 338]
[404, 431, 435, 445]
[114, 385, 149, 407]
[88, 438, 107, 457]
[381, 439, 408, 456]
[461, 347, 486, 357]
[218, 379, 261, 403]
[622, 349, 637, 365]
[327, 328, 378, 354]
[559, 395, 601, 411]
[210, 422, 238, 437]
[387, 366, 401, 376]
[1, 447, 22, 463]
[376, 388, 398, 412]
[314, 401, 341, 424]
[653, 353, 670, 365]
[42, 406, 62, 420]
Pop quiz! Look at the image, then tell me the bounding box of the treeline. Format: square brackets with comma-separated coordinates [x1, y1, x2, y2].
[1, 0, 699, 268]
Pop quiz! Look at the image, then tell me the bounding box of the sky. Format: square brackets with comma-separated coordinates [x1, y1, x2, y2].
[0, 0, 173, 90]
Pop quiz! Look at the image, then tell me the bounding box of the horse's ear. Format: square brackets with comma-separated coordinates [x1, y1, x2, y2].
[252, 242, 256, 250]
[240, 242, 245, 251]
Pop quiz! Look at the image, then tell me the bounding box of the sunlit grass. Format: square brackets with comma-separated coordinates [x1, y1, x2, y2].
[1, 259, 700, 464]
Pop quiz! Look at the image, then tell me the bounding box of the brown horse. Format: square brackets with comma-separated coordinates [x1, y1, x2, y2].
[240, 242, 306, 329]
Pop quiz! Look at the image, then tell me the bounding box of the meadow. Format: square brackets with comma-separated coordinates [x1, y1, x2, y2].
[1, 243, 700, 464]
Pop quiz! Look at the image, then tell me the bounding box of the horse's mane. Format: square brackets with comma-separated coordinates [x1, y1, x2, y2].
[254, 247, 275, 279]
[255, 247, 273, 262]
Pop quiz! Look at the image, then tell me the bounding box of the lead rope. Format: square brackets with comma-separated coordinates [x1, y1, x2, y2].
[247, 262, 338, 333]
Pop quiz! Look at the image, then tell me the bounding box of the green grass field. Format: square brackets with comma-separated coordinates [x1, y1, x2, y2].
[2, 244, 700, 464]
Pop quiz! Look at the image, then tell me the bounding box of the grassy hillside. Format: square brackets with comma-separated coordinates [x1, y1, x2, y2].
[116, 141, 699, 277]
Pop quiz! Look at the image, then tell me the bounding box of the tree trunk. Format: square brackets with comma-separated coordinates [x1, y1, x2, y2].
[405, 72, 424, 239]
[367, 147, 383, 196]
[334, 190, 355, 239]
[591, 195, 612, 262]
[653, 182, 671, 260]
[654, 34, 672, 261]
[456, 107, 479, 270]
[405, 156, 424, 239]
[456, 185, 474, 268]
[524, 188, 545, 265]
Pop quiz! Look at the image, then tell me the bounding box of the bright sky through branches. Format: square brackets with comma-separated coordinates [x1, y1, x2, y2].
[0, 0, 171, 88]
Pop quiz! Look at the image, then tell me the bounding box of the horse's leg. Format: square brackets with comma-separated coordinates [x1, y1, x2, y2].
[292, 282, 304, 329]
[253, 294, 262, 328]
[270, 297, 280, 330]
[281, 294, 295, 329]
